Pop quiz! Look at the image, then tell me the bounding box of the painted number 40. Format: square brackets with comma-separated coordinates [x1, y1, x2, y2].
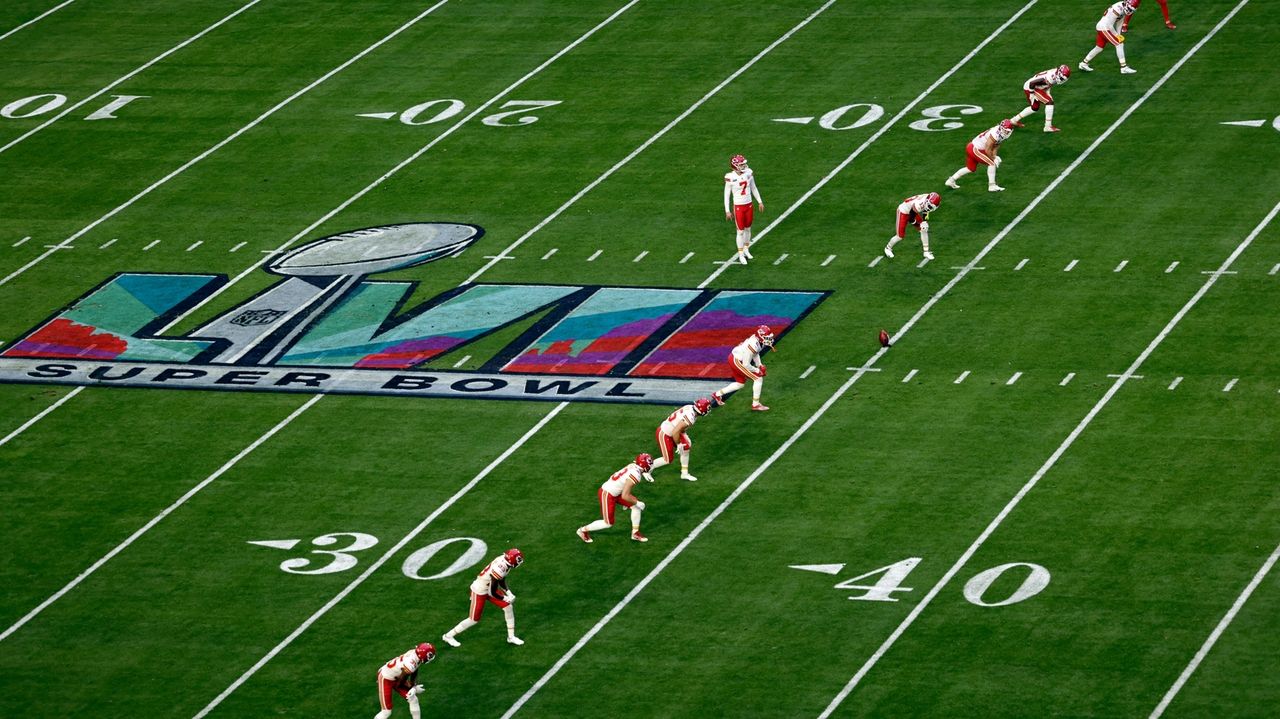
[796, 558, 1051, 607]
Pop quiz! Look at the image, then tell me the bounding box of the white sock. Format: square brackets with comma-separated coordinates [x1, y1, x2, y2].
[583, 519, 612, 532]
[680, 451, 690, 473]
[448, 617, 477, 636]
[1085, 46, 1102, 63]
[986, 164, 999, 185]
[752, 378, 763, 403]
[735, 229, 746, 250]
[920, 229, 931, 255]
[948, 167, 972, 183]
[717, 381, 745, 397]
[503, 605, 517, 638]
[1044, 104, 1055, 126]
[1116, 44, 1128, 65]
[407, 694, 422, 719]
[885, 236, 901, 251]
[744, 227, 752, 246]
[1013, 106, 1033, 122]
[630, 506, 642, 529]
[376, 711, 392, 719]
[650, 455, 669, 471]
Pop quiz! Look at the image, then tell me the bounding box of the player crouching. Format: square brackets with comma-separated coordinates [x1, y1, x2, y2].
[712, 325, 774, 411]
[945, 119, 1015, 193]
[1081, 1, 1138, 74]
[578, 454, 653, 543]
[1011, 65, 1070, 133]
[375, 642, 435, 719]
[442, 548, 525, 647]
[651, 397, 710, 481]
[884, 192, 940, 261]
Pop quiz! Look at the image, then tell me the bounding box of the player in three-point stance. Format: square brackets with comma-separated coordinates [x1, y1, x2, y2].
[1080, 1, 1138, 74]
[1011, 65, 1070, 133]
[441, 548, 525, 647]
[712, 325, 774, 411]
[724, 154, 764, 265]
[884, 192, 941, 261]
[649, 397, 711, 481]
[1124, 0, 1175, 31]
[374, 642, 435, 719]
[945, 119, 1015, 193]
[577, 454, 653, 543]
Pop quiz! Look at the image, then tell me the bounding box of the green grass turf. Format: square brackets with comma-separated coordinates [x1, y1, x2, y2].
[1, 0, 1278, 717]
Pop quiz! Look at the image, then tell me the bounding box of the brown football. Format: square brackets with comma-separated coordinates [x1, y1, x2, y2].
[879, 329, 891, 347]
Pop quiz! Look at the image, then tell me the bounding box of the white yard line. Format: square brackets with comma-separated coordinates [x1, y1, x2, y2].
[0, 0, 450, 290]
[192, 402, 568, 718]
[0, 0, 262, 153]
[1149, 539, 1280, 718]
[696, 0, 1040, 291]
[0, 394, 324, 643]
[0, 0, 75, 43]
[0, 386, 83, 447]
[502, 3, 1048, 714]
[464, 0, 841, 287]
[822, 183, 1273, 715]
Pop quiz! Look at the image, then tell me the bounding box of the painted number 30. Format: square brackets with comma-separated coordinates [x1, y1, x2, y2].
[273, 533, 488, 581]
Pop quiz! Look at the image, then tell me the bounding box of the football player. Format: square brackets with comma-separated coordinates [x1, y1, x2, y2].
[724, 154, 765, 265]
[650, 397, 711, 481]
[441, 548, 524, 647]
[945, 119, 1015, 193]
[712, 325, 773, 411]
[1080, 1, 1138, 74]
[1124, 0, 1174, 31]
[1011, 65, 1070, 133]
[577, 454, 652, 543]
[375, 643, 435, 719]
[884, 192, 941, 261]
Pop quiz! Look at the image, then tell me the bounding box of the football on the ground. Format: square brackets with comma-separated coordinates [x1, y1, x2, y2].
[879, 329, 891, 347]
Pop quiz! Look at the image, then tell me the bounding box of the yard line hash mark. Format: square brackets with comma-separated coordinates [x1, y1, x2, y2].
[186, 241, 202, 252]
[1060, 373, 1076, 386]
[1269, 263, 1279, 276]
[12, 236, 30, 247]
[867, 255, 883, 268]
[916, 257, 931, 268]
[1168, 376, 1183, 390]
[587, 250, 602, 262]
[452, 355, 471, 368]
[1115, 259, 1128, 272]
[504, 2, 1048, 714]
[633, 250, 648, 262]
[540, 248, 557, 260]
[229, 242, 246, 252]
[1150, 540, 1280, 718]
[1165, 261, 1180, 273]
[0, 0, 263, 154]
[954, 370, 970, 384]
[1222, 378, 1238, 392]
[1015, 258, 1029, 271]
[1006, 371, 1022, 385]
[680, 251, 695, 264]
[901, 369, 918, 383]
[0, 0, 451, 290]
[822, 254, 836, 266]
[1063, 259, 1078, 272]
[143, 240, 160, 251]
[0, 0, 76, 43]
[819, 4, 1254, 713]
[98, 239, 117, 249]
[773, 253, 789, 265]
[800, 365, 815, 379]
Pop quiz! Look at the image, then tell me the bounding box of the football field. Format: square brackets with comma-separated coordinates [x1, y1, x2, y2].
[1, 1, 1279, 716]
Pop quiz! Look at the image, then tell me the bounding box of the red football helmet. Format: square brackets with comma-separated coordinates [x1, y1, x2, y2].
[923, 192, 941, 212]
[415, 642, 436, 663]
[756, 324, 775, 347]
[635, 453, 654, 472]
[504, 548, 524, 568]
[730, 154, 748, 171]
[999, 119, 1014, 132]
[693, 397, 711, 416]
[1123, 0, 1138, 13]
[1057, 64, 1071, 81]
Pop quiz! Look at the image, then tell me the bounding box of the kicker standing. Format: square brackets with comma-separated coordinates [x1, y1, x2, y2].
[724, 154, 764, 265]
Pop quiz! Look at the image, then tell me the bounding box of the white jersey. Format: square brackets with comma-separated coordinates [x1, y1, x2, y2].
[469, 554, 512, 596]
[898, 194, 933, 216]
[1097, 2, 1131, 32]
[602, 462, 644, 497]
[731, 334, 766, 367]
[659, 405, 699, 438]
[1023, 68, 1064, 91]
[723, 168, 762, 210]
[379, 648, 421, 682]
[971, 123, 1010, 153]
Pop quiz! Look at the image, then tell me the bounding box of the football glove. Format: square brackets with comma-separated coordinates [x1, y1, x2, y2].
[504, 592, 515, 603]
[759, 364, 767, 377]
[409, 685, 425, 696]
[635, 500, 647, 511]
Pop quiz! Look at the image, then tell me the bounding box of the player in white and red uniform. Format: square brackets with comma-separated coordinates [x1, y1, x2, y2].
[374, 643, 435, 719]
[577, 454, 652, 543]
[712, 325, 773, 411]
[945, 119, 1015, 193]
[884, 192, 941, 261]
[649, 397, 711, 481]
[724, 154, 764, 265]
[1011, 65, 1070, 133]
[441, 548, 524, 647]
[1123, 0, 1174, 31]
[1080, 1, 1138, 74]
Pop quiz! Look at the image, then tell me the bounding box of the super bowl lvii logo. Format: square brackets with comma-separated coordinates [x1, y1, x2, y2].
[0, 223, 827, 404]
